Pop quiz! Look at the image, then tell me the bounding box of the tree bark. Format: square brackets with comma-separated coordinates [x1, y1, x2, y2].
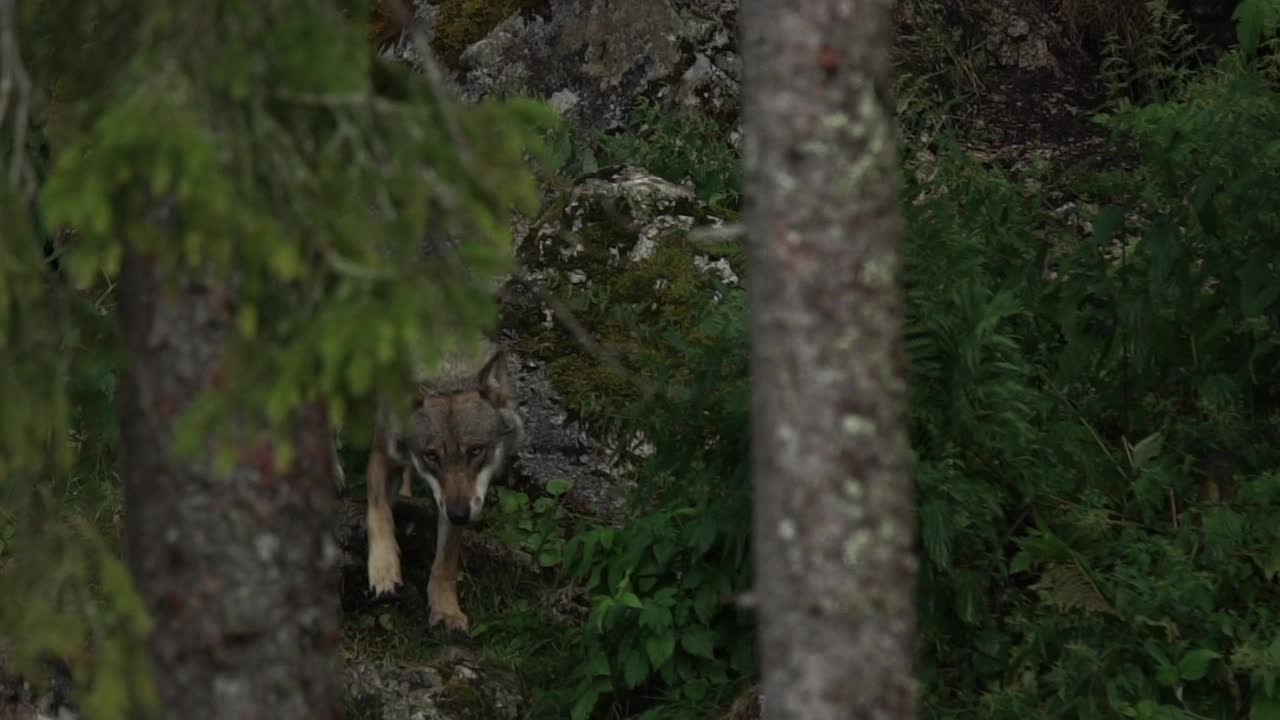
[742, 0, 918, 718]
[116, 247, 340, 720]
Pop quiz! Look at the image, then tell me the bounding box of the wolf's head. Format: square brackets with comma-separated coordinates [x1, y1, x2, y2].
[393, 350, 524, 526]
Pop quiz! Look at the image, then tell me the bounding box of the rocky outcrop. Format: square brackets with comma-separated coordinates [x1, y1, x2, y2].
[456, 0, 740, 132]
[343, 651, 522, 720]
[515, 165, 723, 283]
[387, 0, 739, 135]
[972, 0, 1062, 72]
[504, 347, 629, 519]
[498, 164, 739, 476]
[894, 0, 1064, 75]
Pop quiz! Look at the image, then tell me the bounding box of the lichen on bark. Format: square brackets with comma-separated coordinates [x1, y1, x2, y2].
[116, 248, 342, 720]
[743, 0, 919, 717]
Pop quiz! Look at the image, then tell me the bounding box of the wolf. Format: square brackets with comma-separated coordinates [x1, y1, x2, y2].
[348, 342, 525, 633]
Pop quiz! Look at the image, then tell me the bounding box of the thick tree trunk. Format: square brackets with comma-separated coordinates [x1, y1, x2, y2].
[116, 248, 340, 720]
[742, 1, 918, 718]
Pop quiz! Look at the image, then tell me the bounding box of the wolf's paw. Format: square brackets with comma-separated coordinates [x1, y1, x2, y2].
[429, 606, 470, 635]
[367, 542, 402, 596]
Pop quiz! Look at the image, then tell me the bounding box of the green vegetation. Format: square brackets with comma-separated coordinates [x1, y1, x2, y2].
[2, 1, 552, 718]
[906, 52, 1280, 718]
[467, 3, 1280, 718]
[5, 1, 1280, 720]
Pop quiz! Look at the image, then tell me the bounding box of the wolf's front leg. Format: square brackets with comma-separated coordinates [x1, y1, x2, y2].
[428, 517, 469, 633]
[366, 444, 402, 595]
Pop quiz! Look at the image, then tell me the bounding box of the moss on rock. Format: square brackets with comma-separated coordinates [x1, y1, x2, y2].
[432, 0, 548, 71]
[502, 166, 741, 432]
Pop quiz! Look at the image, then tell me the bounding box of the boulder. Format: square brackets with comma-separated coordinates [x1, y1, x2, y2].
[342, 650, 521, 720]
[388, 0, 740, 134]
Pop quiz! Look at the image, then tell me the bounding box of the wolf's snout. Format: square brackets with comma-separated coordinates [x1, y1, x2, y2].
[446, 503, 472, 526]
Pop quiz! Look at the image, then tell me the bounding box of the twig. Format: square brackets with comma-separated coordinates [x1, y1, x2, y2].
[503, 265, 640, 385]
[386, 0, 480, 176]
[0, 0, 36, 197]
[323, 248, 395, 279]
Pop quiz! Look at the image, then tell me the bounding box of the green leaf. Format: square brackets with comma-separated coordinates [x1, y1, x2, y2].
[1124, 432, 1164, 472]
[680, 627, 716, 659]
[622, 651, 650, 688]
[652, 540, 677, 565]
[1261, 536, 1280, 581]
[683, 678, 709, 702]
[268, 241, 303, 280]
[645, 633, 676, 668]
[1234, 0, 1280, 55]
[1177, 649, 1220, 681]
[547, 478, 573, 496]
[1092, 205, 1126, 245]
[236, 302, 258, 335]
[1239, 262, 1280, 317]
[272, 441, 294, 474]
[920, 499, 954, 568]
[619, 592, 644, 610]
[1252, 701, 1280, 720]
[1010, 551, 1032, 574]
[498, 489, 527, 514]
[693, 587, 718, 624]
[581, 147, 599, 174]
[639, 604, 673, 632]
[570, 682, 603, 720]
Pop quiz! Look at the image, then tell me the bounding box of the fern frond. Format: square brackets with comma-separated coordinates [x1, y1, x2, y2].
[1101, 30, 1133, 104]
[1033, 563, 1121, 617]
[1235, 0, 1280, 56]
[921, 500, 955, 569]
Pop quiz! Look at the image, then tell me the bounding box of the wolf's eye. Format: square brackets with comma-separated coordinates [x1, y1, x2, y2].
[466, 446, 484, 460]
[422, 450, 441, 466]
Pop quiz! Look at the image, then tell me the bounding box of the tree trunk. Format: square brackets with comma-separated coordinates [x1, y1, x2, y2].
[116, 247, 341, 720]
[742, 0, 918, 718]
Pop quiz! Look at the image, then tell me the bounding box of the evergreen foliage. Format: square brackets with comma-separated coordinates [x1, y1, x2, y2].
[1, 1, 552, 717]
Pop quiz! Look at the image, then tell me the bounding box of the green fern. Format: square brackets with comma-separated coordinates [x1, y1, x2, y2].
[1101, 30, 1135, 105]
[1234, 0, 1280, 56]
[1032, 563, 1121, 618]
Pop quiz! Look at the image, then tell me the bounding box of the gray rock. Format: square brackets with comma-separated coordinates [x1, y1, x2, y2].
[505, 348, 630, 519]
[453, 0, 740, 133]
[495, 165, 736, 509]
[518, 165, 716, 282]
[0, 643, 77, 720]
[894, 0, 1062, 74]
[344, 649, 521, 720]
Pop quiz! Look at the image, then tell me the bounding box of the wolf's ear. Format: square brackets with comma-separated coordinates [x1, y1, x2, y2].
[477, 350, 511, 407]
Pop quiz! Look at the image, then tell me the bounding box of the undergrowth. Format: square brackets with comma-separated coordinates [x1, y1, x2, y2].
[483, 15, 1280, 719]
[549, 97, 743, 212]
